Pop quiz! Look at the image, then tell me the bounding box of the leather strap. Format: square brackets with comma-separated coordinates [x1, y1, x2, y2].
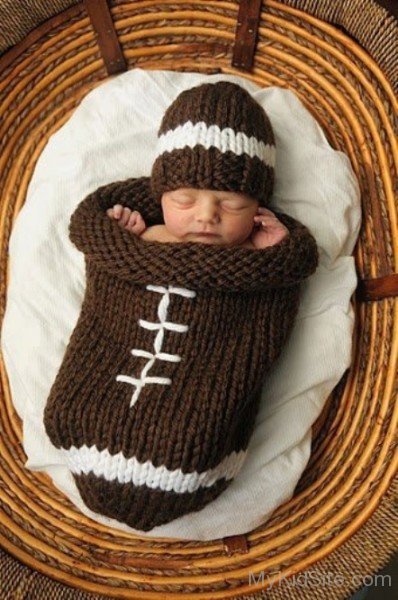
[357, 273, 398, 301]
[232, 0, 262, 71]
[84, 0, 127, 75]
[223, 534, 249, 555]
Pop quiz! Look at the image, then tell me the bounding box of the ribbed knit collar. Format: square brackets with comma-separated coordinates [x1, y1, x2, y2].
[69, 177, 318, 292]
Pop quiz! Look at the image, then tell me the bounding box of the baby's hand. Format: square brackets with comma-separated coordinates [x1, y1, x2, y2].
[250, 207, 289, 249]
[106, 204, 146, 235]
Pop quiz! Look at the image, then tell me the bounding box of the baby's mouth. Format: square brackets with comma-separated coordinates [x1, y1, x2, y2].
[192, 232, 222, 244]
[194, 231, 219, 237]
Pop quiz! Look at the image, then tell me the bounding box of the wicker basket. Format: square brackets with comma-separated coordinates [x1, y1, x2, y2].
[0, 1, 396, 598]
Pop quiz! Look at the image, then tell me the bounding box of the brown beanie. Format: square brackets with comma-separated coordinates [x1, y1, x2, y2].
[150, 81, 276, 206]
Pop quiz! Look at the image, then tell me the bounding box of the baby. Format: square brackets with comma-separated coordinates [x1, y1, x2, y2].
[106, 188, 289, 249]
[44, 81, 318, 533]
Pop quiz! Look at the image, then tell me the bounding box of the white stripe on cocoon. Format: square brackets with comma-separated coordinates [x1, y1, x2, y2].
[155, 121, 276, 167]
[62, 444, 247, 494]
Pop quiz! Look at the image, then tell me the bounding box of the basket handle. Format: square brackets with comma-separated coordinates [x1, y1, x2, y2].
[232, 0, 262, 70]
[357, 274, 398, 302]
[82, 0, 396, 89]
[84, 0, 126, 74]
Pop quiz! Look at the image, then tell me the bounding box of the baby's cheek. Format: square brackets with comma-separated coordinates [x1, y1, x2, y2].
[164, 211, 190, 236]
[222, 218, 253, 243]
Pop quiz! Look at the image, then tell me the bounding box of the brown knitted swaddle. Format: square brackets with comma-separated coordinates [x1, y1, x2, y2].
[43, 176, 318, 531]
[44, 81, 318, 531]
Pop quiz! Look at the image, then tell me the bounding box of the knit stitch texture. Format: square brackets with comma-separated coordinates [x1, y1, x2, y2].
[43, 176, 318, 531]
[150, 81, 275, 204]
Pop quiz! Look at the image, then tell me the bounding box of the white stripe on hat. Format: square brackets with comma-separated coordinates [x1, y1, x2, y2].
[62, 444, 247, 494]
[155, 120, 276, 167]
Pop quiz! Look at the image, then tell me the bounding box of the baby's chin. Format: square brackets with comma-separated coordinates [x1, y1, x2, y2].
[190, 234, 226, 245]
[168, 229, 248, 246]
[179, 232, 244, 246]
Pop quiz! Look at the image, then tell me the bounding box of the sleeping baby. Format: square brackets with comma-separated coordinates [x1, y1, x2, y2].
[43, 81, 318, 532]
[106, 189, 289, 249]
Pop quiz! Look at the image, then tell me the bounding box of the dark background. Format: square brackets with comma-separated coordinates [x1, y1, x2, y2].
[376, 0, 398, 17]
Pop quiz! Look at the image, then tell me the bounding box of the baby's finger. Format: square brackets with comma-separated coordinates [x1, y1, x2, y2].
[119, 207, 132, 227]
[126, 212, 138, 228]
[254, 216, 278, 225]
[256, 207, 275, 216]
[112, 204, 123, 219]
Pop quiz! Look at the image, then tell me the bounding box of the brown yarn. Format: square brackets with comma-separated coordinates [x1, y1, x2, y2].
[43, 176, 318, 532]
[150, 81, 276, 205]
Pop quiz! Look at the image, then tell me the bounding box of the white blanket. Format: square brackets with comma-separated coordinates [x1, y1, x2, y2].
[0, 68, 361, 541]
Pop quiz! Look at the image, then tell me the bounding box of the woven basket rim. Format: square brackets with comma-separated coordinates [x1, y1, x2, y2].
[0, 0, 397, 92]
[0, 1, 397, 598]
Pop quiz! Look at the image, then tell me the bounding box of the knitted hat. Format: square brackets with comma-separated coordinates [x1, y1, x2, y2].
[150, 81, 276, 206]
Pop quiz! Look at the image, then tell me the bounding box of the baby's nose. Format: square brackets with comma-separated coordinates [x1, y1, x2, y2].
[196, 204, 220, 223]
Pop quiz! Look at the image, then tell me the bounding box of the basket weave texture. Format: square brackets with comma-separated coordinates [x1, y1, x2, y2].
[0, 1, 397, 598]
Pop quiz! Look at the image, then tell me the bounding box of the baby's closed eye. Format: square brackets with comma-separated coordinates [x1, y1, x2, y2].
[221, 201, 247, 210]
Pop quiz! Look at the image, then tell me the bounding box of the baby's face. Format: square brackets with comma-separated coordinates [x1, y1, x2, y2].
[161, 188, 259, 246]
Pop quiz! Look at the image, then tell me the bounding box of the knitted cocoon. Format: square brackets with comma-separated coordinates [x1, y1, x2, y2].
[43, 176, 318, 531]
